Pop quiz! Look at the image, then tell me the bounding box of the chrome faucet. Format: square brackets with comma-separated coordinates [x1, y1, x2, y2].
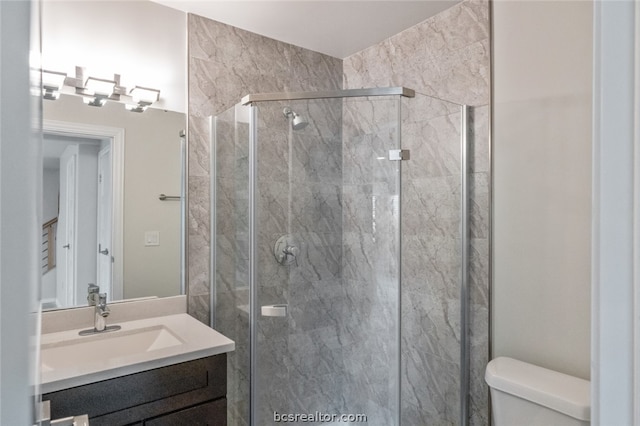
[93, 292, 110, 332]
[79, 284, 121, 335]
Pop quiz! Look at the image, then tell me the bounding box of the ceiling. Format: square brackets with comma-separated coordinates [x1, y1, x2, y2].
[151, 1, 462, 59]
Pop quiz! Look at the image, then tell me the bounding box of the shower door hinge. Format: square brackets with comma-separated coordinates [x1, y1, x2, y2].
[388, 149, 410, 161]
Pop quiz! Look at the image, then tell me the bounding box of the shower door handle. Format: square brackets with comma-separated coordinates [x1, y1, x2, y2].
[261, 304, 288, 317]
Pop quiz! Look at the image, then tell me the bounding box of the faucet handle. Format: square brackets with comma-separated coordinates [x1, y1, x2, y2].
[87, 284, 99, 305]
[98, 293, 110, 316]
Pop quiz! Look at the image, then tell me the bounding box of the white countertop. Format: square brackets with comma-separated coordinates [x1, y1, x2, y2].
[40, 313, 235, 394]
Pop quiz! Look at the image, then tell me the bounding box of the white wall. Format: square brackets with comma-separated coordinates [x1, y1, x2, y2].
[492, 1, 593, 379]
[42, 0, 186, 113]
[0, 1, 39, 424]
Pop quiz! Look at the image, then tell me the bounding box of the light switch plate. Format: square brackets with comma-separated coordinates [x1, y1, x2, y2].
[145, 231, 160, 246]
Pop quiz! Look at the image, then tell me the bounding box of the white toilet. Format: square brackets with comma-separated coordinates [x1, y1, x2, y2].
[485, 357, 590, 425]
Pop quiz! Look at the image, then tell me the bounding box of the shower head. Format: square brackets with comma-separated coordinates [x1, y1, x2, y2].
[283, 107, 308, 130]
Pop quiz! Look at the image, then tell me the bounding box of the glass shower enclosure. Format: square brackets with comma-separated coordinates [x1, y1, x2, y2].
[211, 88, 470, 425]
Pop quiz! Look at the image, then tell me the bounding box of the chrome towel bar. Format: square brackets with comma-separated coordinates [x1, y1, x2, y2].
[159, 194, 181, 201]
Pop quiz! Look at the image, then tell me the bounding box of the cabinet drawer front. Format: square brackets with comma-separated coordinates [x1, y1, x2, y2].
[145, 399, 226, 426]
[44, 354, 226, 421]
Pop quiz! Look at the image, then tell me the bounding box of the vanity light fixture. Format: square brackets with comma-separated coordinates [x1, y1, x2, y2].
[83, 76, 116, 107]
[126, 86, 161, 113]
[39, 66, 159, 112]
[82, 95, 108, 107]
[84, 77, 116, 97]
[41, 70, 67, 100]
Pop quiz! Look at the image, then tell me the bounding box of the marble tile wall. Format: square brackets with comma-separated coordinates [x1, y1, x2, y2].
[191, 0, 490, 423]
[340, 97, 402, 425]
[253, 98, 347, 423]
[343, 0, 491, 424]
[189, 13, 342, 321]
[188, 14, 344, 425]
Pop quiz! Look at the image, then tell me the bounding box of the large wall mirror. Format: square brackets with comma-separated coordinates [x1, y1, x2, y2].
[41, 0, 187, 310]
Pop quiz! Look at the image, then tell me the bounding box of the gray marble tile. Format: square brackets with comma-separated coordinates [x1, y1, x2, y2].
[401, 93, 461, 123]
[215, 177, 241, 237]
[342, 97, 400, 138]
[188, 176, 211, 239]
[292, 134, 342, 185]
[286, 44, 343, 92]
[343, 39, 395, 89]
[190, 56, 254, 119]
[255, 182, 289, 236]
[402, 291, 462, 364]
[256, 126, 291, 183]
[190, 1, 491, 424]
[470, 172, 490, 239]
[402, 112, 462, 180]
[188, 116, 211, 177]
[212, 114, 238, 180]
[469, 304, 490, 426]
[402, 176, 462, 239]
[290, 183, 342, 234]
[419, 0, 489, 59]
[347, 7, 494, 419]
[305, 98, 343, 140]
[189, 10, 346, 426]
[469, 237, 489, 309]
[401, 349, 460, 425]
[429, 38, 490, 107]
[470, 105, 490, 174]
[343, 2, 490, 108]
[255, 236, 289, 289]
[287, 237, 342, 283]
[289, 291, 343, 334]
[188, 294, 210, 325]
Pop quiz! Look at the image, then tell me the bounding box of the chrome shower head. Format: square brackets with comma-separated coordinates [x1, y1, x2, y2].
[283, 107, 308, 130]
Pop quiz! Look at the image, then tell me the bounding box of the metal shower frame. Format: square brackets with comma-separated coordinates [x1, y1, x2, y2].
[211, 86, 471, 426]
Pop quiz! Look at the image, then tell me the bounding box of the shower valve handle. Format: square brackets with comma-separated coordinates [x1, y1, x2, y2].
[273, 235, 300, 266]
[282, 245, 299, 267]
[283, 245, 299, 257]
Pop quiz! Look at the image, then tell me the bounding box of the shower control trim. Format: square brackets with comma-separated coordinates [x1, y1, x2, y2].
[273, 234, 300, 266]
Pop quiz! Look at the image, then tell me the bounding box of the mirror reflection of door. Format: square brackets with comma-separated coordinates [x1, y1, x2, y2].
[42, 133, 113, 308]
[57, 146, 76, 307]
[96, 146, 113, 299]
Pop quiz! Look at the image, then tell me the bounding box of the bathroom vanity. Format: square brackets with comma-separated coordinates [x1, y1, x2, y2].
[40, 296, 234, 425]
[43, 354, 227, 425]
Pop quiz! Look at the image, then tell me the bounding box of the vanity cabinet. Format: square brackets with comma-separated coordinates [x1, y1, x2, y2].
[43, 354, 227, 426]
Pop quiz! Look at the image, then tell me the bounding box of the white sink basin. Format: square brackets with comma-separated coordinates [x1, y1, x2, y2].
[41, 325, 184, 372]
[40, 313, 235, 394]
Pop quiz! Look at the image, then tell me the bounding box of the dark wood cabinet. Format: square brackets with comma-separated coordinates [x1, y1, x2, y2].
[43, 354, 227, 426]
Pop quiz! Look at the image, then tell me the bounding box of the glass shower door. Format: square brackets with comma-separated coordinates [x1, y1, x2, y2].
[212, 103, 252, 426]
[251, 96, 402, 425]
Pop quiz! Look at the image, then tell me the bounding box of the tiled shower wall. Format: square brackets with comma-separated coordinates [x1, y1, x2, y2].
[187, 14, 343, 425]
[343, 0, 491, 424]
[189, 0, 490, 424]
[187, 14, 342, 323]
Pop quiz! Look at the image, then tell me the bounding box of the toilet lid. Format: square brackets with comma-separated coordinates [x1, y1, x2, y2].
[485, 357, 590, 421]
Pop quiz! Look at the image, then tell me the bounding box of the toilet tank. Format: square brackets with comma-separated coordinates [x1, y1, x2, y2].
[485, 357, 590, 426]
